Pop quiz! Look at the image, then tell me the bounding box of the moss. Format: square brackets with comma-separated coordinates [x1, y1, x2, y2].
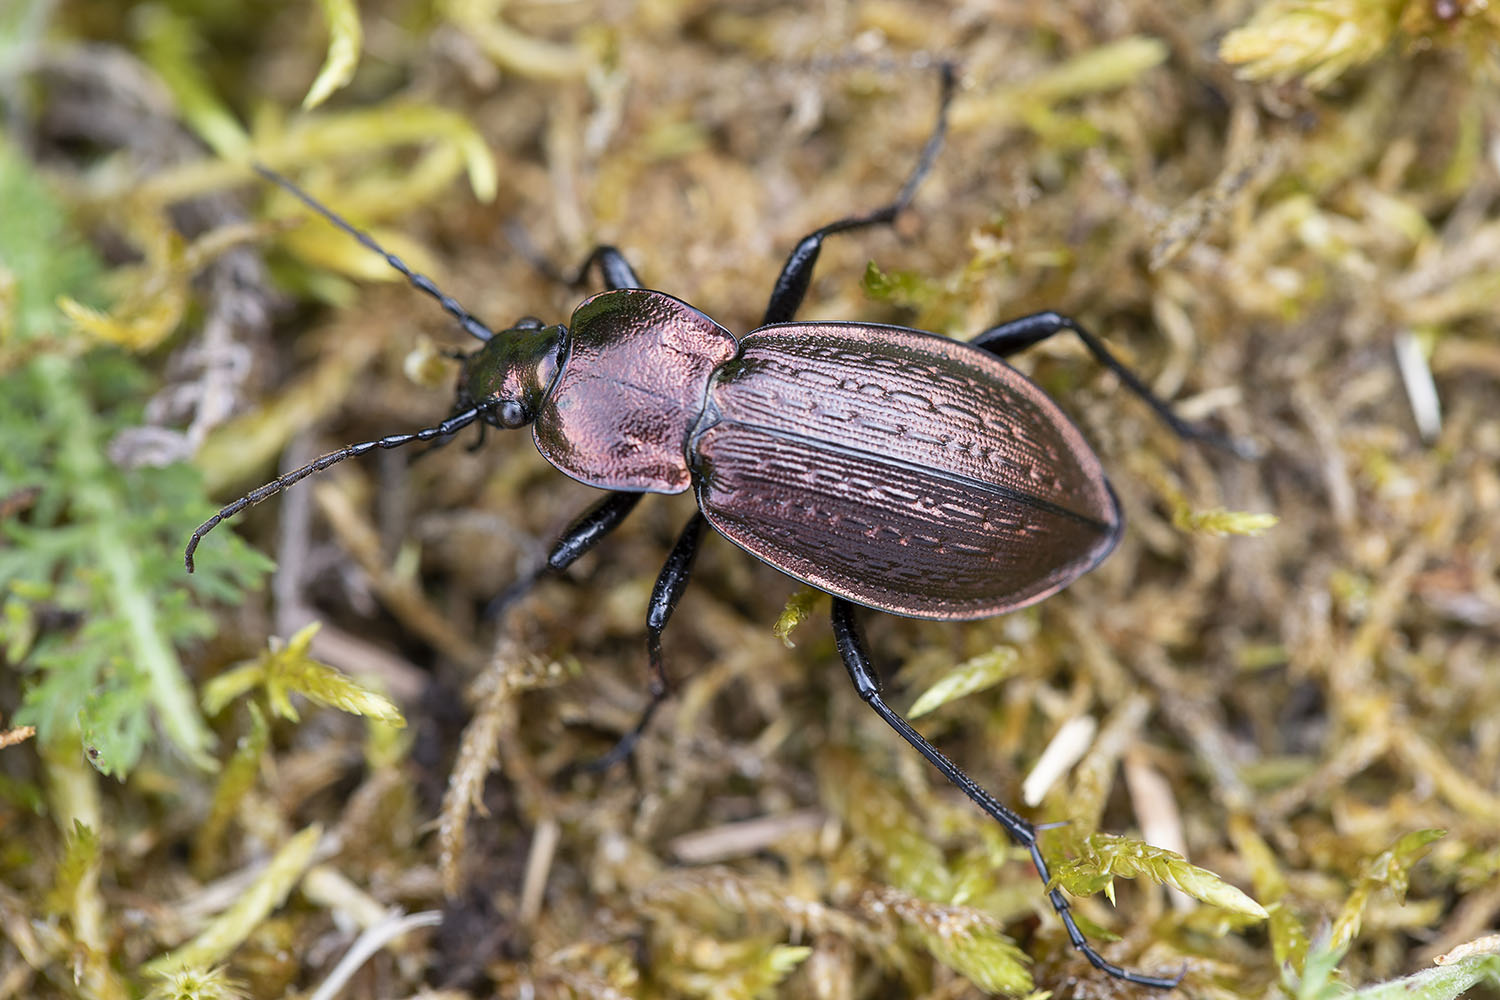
[3, 1, 1499, 997]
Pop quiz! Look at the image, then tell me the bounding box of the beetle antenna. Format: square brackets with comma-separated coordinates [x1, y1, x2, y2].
[254, 164, 498, 344]
[184, 406, 484, 572]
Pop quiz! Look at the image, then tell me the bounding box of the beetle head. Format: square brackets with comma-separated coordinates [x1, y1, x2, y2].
[457, 318, 567, 429]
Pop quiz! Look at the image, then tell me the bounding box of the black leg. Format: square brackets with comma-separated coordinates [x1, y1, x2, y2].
[546, 492, 646, 571]
[761, 63, 956, 326]
[464, 422, 488, 453]
[830, 598, 1183, 989]
[506, 222, 644, 292]
[584, 513, 708, 771]
[573, 245, 643, 291]
[973, 312, 1257, 458]
[486, 491, 645, 618]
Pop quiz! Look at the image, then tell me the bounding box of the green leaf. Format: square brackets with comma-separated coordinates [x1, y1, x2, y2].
[1172, 505, 1280, 537]
[1052, 833, 1269, 918]
[1284, 935, 1500, 1000]
[1286, 937, 1351, 1000]
[1329, 829, 1445, 953]
[8, 358, 270, 776]
[917, 923, 1032, 997]
[0, 138, 101, 346]
[143, 824, 323, 976]
[302, 0, 364, 111]
[0, 149, 270, 776]
[1357, 953, 1500, 1000]
[204, 622, 406, 727]
[909, 647, 1018, 718]
[752, 944, 813, 997]
[772, 587, 823, 648]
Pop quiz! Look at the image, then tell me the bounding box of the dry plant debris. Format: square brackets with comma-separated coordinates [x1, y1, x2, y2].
[2, 1, 1499, 998]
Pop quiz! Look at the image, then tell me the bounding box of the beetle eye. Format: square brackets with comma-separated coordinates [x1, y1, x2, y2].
[497, 401, 527, 428]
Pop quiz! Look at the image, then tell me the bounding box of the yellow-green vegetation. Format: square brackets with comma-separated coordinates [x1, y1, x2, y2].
[2, 0, 1498, 998]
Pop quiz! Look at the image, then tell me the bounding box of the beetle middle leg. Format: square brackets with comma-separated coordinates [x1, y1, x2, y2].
[972, 312, 1257, 457]
[760, 62, 955, 326]
[580, 513, 708, 772]
[487, 491, 646, 617]
[830, 597, 1183, 989]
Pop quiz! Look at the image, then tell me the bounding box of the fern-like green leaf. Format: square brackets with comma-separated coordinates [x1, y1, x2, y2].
[1354, 951, 1500, 1000]
[0, 145, 270, 778]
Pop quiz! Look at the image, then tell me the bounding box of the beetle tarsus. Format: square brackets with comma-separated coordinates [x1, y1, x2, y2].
[831, 598, 1180, 989]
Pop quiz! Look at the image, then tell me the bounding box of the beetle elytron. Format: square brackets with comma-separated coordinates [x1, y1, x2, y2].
[189, 64, 1241, 987]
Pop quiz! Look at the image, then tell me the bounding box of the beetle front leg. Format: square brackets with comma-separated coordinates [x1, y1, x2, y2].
[487, 491, 645, 618]
[508, 224, 645, 290]
[570, 245, 643, 291]
[760, 63, 955, 326]
[830, 598, 1184, 989]
[583, 513, 708, 771]
[972, 312, 1257, 458]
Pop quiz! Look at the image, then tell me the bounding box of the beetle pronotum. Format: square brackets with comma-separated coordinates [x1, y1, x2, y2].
[189, 64, 1244, 987]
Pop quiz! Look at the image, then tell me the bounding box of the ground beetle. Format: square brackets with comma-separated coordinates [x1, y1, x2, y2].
[188, 65, 1243, 987]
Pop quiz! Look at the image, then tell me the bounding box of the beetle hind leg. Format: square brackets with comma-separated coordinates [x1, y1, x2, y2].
[831, 598, 1184, 989]
[972, 312, 1258, 459]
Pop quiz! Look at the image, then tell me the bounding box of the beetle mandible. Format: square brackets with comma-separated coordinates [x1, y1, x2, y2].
[188, 64, 1242, 987]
